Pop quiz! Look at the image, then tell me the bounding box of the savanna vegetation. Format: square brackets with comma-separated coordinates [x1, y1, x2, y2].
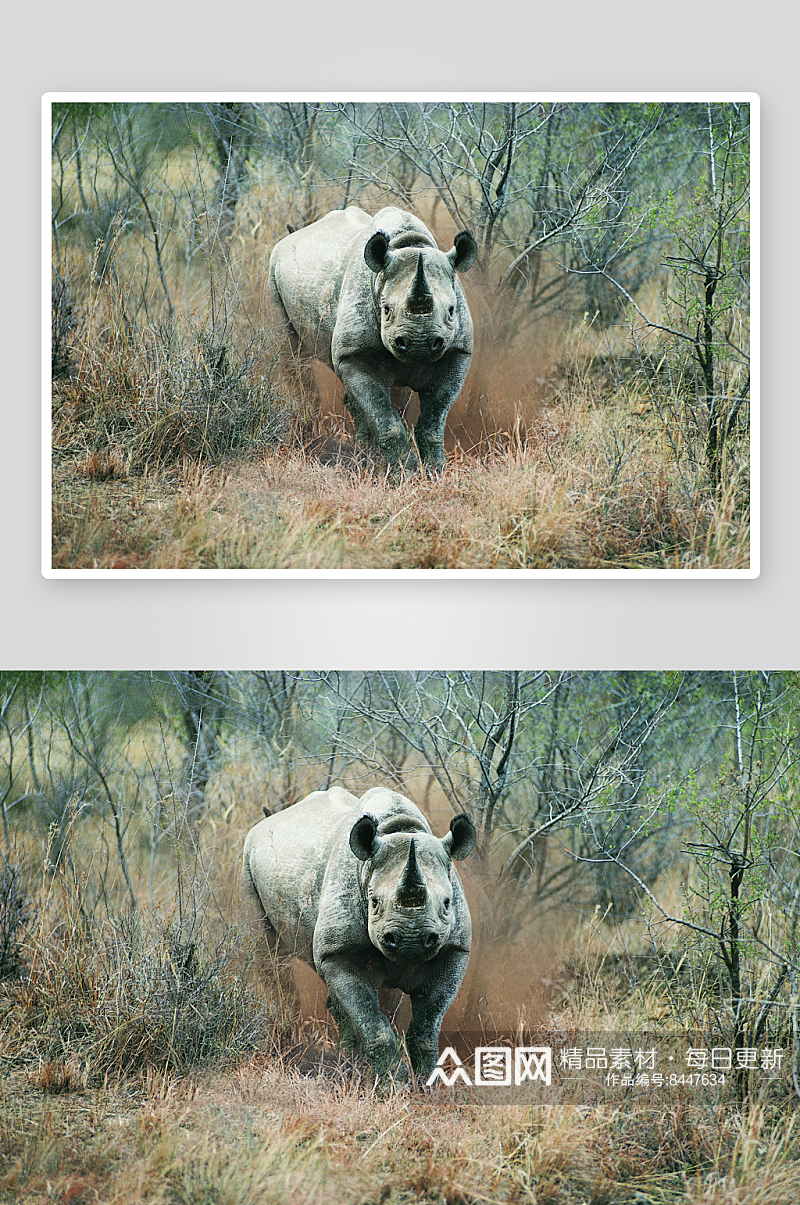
[49, 100, 752, 570]
[2, 670, 798, 1202]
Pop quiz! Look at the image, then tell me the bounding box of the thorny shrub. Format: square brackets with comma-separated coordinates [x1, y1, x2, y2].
[52, 307, 294, 477]
[8, 904, 274, 1078]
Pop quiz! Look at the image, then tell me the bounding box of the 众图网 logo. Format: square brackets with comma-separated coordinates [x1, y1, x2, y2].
[426, 1046, 552, 1088]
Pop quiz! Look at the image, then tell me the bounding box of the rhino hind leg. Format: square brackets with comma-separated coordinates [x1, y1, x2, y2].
[256, 926, 302, 1023]
[242, 877, 302, 1021]
[278, 351, 317, 430]
[266, 286, 319, 425]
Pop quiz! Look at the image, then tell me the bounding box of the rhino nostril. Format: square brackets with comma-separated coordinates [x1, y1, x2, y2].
[431, 337, 444, 353]
[424, 933, 438, 950]
[383, 932, 398, 950]
[395, 337, 407, 353]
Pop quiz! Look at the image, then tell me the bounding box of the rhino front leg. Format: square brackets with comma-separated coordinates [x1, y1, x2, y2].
[320, 955, 408, 1080]
[325, 991, 358, 1052]
[413, 396, 449, 471]
[405, 949, 470, 1084]
[338, 361, 418, 473]
[415, 353, 472, 471]
[341, 390, 376, 449]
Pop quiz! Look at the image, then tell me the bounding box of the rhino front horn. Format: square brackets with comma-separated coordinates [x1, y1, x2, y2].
[407, 253, 434, 314]
[397, 838, 427, 906]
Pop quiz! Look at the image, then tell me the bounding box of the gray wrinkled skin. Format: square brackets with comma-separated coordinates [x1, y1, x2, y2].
[267, 207, 478, 472]
[242, 786, 476, 1084]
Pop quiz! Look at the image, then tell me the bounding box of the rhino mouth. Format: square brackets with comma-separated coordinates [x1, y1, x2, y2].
[391, 334, 448, 364]
[380, 929, 442, 961]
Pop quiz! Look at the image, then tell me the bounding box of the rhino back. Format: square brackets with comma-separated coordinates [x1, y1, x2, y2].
[268, 208, 374, 360]
[243, 786, 361, 962]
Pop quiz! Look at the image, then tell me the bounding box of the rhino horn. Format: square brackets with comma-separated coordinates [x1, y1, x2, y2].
[397, 838, 427, 906]
[407, 253, 434, 313]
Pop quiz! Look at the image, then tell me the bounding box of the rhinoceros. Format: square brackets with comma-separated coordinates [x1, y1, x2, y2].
[242, 785, 476, 1083]
[267, 206, 478, 473]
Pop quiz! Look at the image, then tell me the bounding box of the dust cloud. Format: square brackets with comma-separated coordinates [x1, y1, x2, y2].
[284, 845, 566, 1055]
[286, 874, 565, 1059]
[308, 264, 569, 457]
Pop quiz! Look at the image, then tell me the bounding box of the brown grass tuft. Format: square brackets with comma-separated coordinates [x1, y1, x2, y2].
[28, 1059, 84, 1096]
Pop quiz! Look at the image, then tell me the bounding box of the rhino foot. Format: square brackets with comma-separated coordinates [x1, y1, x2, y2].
[413, 431, 448, 474]
[421, 454, 447, 477]
[406, 1035, 441, 1085]
[364, 1028, 405, 1075]
[373, 1064, 412, 1097]
[381, 442, 421, 482]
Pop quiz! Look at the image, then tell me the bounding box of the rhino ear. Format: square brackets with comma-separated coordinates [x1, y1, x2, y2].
[443, 813, 477, 861]
[364, 231, 390, 274]
[449, 231, 478, 274]
[349, 813, 379, 861]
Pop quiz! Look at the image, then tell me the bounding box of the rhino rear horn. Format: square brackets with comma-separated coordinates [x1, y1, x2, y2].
[407, 253, 434, 313]
[397, 838, 428, 907]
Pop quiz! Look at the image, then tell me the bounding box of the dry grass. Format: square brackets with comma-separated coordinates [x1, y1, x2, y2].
[51, 408, 750, 572]
[3, 1008, 797, 1204]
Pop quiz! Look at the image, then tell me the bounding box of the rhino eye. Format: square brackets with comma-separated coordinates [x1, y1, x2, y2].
[448, 305, 455, 317]
[382, 304, 391, 318]
[443, 898, 451, 911]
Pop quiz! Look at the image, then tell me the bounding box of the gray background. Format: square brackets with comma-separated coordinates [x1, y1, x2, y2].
[6, 1, 792, 670]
